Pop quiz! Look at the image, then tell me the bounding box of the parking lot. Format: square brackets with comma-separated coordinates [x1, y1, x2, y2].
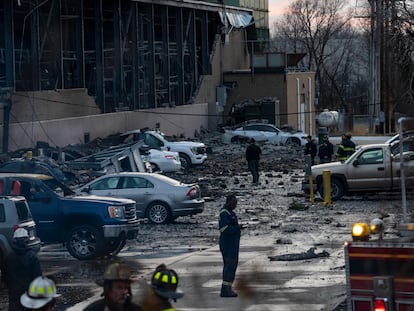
[0, 135, 409, 310]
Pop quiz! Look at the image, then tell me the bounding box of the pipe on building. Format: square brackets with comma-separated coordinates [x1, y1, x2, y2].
[296, 78, 300, 131]
[308, 77, 312, 136]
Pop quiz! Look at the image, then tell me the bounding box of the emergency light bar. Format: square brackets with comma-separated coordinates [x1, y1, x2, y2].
[351, 218, 384, 241]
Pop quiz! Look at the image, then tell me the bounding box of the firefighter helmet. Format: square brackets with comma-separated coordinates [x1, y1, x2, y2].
[150, 264, 184, 300]
[20, 276, 60, 309]
[12, 228, 30, 250]
[96, 263, 135, 286]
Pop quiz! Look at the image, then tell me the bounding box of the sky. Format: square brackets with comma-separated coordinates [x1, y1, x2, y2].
[268, 0, 291, 25]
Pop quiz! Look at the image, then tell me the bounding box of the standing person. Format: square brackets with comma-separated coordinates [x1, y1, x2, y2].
[318, 135, 334, 163]
[335, 132, 356, 161]
[83, 262, 141, 311]
[20, 276, 60, 311]
[142, 263, 184, 311]
[3, 228, 42, 311]
[304, 135, 317, 165]
[218, 194, 245, 298]
[245, 138, 262, 185]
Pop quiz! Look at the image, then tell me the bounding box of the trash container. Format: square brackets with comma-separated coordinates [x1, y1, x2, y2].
[318, 127, 328, 144]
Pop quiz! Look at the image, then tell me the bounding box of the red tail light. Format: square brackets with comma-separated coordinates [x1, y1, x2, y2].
[374, 299, 387, 311]
[186, 186, 199, 198]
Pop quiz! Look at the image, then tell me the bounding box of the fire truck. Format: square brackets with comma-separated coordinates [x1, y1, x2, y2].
[344, 117, 414, 311]
[345, 221, 414, 311]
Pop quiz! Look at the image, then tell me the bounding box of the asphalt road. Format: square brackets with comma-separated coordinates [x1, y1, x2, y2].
[0, 138, 402, 311]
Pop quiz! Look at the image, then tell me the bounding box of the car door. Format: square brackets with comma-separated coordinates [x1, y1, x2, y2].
[346, 147, 389, 190]
[17, 179, 62, 242]
[255, 124, 281, 144]
[117, 176, 155, 218]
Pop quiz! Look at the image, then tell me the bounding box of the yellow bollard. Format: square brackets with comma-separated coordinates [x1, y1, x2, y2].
[309, 175, 314, 205]
[323, 170, 332, 205]
[27, 150, 33, 160]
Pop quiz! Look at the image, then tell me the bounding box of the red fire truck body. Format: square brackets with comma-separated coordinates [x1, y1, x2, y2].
[345, 238, 414, 311]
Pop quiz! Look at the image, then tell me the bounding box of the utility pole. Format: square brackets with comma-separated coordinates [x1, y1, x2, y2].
[368, 0, 376, 134]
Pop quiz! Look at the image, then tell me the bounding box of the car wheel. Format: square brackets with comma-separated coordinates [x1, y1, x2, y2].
[179, 153, 192, 170]
[286, 137, 301, 146]
[147, 202, 172, 224]
[150, 163, 160, 172]
[103, 238, 126, 256]
[65, 225, 103, 260]
[318, 177, 344, 201]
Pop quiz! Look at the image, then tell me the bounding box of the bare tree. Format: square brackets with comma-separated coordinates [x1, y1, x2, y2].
[272, 0, 366, 128]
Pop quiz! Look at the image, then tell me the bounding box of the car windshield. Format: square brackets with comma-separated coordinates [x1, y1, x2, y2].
[43, 178, 75, 197]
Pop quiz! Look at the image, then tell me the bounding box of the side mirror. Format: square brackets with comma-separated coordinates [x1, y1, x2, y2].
[353, 160, 359, 167]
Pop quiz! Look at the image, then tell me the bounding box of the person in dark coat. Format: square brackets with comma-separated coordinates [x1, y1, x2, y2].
[2, 228, 42, 311]
[318, 135, 334, 163]
[83, 262, 141, 311]
[304, 135, 318, 165]
[218, 194, 245, 298]
[335, 132, 356, 161]
[245, 138, 262, 184]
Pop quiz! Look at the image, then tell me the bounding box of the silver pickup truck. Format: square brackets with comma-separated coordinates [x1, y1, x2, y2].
[303, 141, 414, 200]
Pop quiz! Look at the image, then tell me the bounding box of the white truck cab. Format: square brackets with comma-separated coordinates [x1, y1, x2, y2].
[122, 129, 207, 169]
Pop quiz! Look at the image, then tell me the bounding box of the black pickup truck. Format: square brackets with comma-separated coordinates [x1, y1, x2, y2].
[0, 173, 139, 260]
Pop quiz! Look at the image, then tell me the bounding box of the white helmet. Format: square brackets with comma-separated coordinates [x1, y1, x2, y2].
[13, 228, 29, 239]
[20, 276, 61, 309]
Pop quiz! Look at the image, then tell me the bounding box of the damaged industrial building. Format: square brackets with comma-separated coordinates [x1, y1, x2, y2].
[0, 0, 315, 153]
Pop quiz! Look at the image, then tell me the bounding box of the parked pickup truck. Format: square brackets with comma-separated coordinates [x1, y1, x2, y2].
[122, 129, 207, 169]
[303, 141, 414, 200]
[0, 173, 139, 260]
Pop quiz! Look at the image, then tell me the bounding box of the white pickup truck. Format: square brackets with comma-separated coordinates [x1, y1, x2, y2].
[303, 140, 414, 200]
[122, 129, 207, 169]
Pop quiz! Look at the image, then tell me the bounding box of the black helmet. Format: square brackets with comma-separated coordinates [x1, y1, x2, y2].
[150, 264, 184, 301]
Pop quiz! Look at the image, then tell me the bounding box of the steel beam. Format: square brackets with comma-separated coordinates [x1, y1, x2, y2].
[113, 0, 122, 107]
[94, 0, 105, 112]
[4, 1, 14, 87]
[199, 10, 211, 75]
[176, 7, 184, 105]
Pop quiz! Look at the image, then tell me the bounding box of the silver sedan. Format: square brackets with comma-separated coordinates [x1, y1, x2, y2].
[76, 172, 204, 224]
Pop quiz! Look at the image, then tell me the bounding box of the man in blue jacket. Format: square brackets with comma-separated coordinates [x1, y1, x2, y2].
[218, 194, 244, 298]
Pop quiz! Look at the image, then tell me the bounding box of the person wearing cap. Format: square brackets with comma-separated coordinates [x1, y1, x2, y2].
[142, 263, 184, 310]
[218, 194, 244, 298]
[245, 137, 262, 185]
[304, 135, 318, 165]
[335, 132, 356, 161]
[83, 262, 141, 311]
[318, 135, 334, 163]
[20, 276, 60, 310]
[3, 228, 42, 311]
